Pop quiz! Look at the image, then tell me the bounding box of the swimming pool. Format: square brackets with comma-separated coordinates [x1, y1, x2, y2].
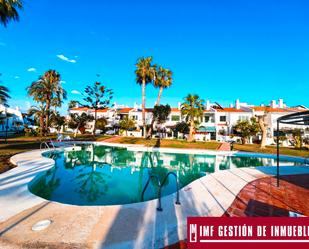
[28, 144, 302, 206]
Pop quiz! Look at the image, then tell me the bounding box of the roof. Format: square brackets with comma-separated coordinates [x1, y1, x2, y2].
[171, 108, 180, 112]
[251, 106, 297, 113]
[117, 108, 133, 113]
[96, 109, 108, 113]
[216, 108, 246, 113]
[70, 107, 90, 111]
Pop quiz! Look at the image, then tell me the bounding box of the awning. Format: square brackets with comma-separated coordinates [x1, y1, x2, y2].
[197, 126, 216, 132]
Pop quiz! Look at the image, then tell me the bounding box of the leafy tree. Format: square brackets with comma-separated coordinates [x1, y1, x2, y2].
[152, 104, 171, 138]
[50, 111, 66, 132]
[95, 117, 108, 131]
[147, 66, 173, 137]
[135, 56, 155, 137]
[68, 100, 79, 109]
[174, 121, 189, 135]
[234, 117, 260, 144]
[68, 113, 93, 137]
[181, 94, 205, 141]
[78, 81, 113, 135]
[119, 116, 135, 136]
[0, 0, 23, 27]
[291, 129, 303, 149]
[27, 70, 67, 135]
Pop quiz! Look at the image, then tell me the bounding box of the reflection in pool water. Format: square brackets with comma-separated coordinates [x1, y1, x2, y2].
[29, 144, 302, 205]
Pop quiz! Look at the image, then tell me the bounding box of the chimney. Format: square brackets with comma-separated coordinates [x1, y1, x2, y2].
[270, 100, 277, 108]
[278, 99, 284, 108]
[178, 102, 181, 110]
[235, 99, 240, 109]
[206, 100, 211, 110]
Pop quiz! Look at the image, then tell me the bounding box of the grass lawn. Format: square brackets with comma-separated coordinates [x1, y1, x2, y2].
[0, 134, 110, 173]
[234, 143, 309, 157]
[97, 136, 221, 150]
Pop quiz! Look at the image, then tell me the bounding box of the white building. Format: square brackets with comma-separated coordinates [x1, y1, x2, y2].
[0, 104, 24, 135]
[69, 99, 308, 144]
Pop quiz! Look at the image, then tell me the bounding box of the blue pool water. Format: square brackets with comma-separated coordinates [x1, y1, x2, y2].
[28, 144, 302, 206]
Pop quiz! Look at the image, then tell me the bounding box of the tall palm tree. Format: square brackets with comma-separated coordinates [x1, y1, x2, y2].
[135, 56, 155, 138]
[147, 66, 173, 137]
[28, 105, 47, 136]
[0, 85, 10, 105]
[181, 94, 205, 142]
[153, 66, 173, 105]
[27, 70, 67, 134]
[0, 0, 23, 27]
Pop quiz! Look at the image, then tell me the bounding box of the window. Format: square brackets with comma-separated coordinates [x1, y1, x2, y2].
[219, 116, 227, 122]
[204, 115, 214, 123]
[238, 116, 249, 121]
[171, 115, 180, 121]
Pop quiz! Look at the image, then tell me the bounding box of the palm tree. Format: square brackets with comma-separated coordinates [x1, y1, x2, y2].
[28, 105, 47, 136]
[154, 66, 173, 105]
[147, 66, 173, 137]
[135, 56, 155, 138]
[0, 0, 23, 27]
[181, 94, 205, 142]
[27, 70, 67, 134]
[0, 85, 10, 105]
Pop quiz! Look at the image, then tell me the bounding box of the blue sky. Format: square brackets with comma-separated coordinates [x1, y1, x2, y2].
[0, 0, 308, 114]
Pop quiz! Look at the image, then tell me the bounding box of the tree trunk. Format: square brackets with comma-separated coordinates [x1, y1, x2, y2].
[188, 119, 195, 142]
[258, 116, 267, 148]
[45, 100, 50, 136]
[39, 116, 44, 137]
[74, 123, 81, 138]
[93, 109, 97, 136]
[147, 86, 164, 138]
[142, 80, 146, 138]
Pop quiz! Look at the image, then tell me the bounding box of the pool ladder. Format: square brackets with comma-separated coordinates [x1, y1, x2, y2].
[40, 139, 55, 150]
[141, 171, 181, 211]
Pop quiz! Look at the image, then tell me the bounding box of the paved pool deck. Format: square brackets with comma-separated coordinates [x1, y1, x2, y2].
[0, 145, 309, 248]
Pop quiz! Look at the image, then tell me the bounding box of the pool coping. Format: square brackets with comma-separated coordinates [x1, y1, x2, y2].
[1, 143, 309, 248]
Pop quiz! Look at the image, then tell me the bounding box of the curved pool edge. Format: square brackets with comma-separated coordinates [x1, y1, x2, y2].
[1, 144, 309, 248]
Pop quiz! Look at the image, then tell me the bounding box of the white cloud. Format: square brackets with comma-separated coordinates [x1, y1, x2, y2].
[57, 54, 77, 63]
[27, 67, 36, 72]
[14, 76, 20, 79]
[71, 90, 81, 95]
[60, 80, 66, 84]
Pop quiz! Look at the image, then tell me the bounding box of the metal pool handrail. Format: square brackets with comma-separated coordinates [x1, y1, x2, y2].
[40, 141, 50, 150]
[141, 174, 161, 202]
[141, 171, 181, 211]
[157, 172, 181, 211]
[40, 140, 55, 150]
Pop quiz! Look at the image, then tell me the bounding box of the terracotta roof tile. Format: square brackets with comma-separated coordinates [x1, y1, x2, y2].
[216, 108, 246, 113]
[118, 108, 133, 113]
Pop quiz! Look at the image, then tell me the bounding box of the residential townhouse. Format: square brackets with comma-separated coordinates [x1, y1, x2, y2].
[0, 104, 24, 135]
[69, 99, 308, 144]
